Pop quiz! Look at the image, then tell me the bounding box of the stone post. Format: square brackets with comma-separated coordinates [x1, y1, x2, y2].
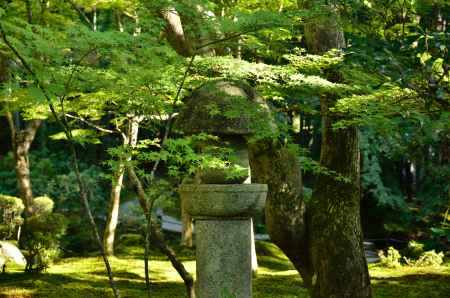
[179, 184, 267, 298]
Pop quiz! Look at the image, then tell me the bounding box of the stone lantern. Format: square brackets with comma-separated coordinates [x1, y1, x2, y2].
[176, 80, 270, 298]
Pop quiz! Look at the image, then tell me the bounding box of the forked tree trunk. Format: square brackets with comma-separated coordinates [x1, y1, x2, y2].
[103, 116, 140, 256]
[249, 3, 371, 296]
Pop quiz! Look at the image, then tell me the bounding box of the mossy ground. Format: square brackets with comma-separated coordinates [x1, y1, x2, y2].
[0, 241, 448, 298]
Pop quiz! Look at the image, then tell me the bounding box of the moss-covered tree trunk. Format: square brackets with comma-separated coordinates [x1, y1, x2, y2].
[250, 2, 371, 296]
[302, 4, 371, 294]
[307, 98, 371, 297]
[249, 121, 371, 297]
[249, 141, 312, 286]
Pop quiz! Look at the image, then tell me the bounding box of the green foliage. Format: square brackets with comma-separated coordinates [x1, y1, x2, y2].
[0, 241, 449, 297]
[50, 129, 101, 145]
[403, 240, 425, 259]
[404, 250, 445, 267]
[431, 226, 450, 242]
[0, 0, 448, 279]
[137, 134, 249, 182]
[0, 150, 106, 255]
[21, 197, 67, 273]
[32, 196, 54, 215]
[0, 194, 24, 240]
[0, 150, 108, 216]
[118, 233, 144, 247]
[379, 246, 402, 268]
[380, 245, 445, 269]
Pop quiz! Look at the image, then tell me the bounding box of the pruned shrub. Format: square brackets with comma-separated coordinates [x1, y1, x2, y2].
[378, 246, 402, 268]
[403, 240, 425, 259]
[21, 197, 67, 273]
[119, 233, 144, 246]
[404, 250, 444, 267]
[379, 245, 445, 268]
[32, 196, 54, 215]
[0, 194, 24, 240]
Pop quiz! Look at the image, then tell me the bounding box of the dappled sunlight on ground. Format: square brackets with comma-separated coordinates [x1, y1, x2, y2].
[0, 242, 449, 297]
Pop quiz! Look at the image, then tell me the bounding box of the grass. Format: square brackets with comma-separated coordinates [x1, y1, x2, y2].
[0, 241, 449, 298]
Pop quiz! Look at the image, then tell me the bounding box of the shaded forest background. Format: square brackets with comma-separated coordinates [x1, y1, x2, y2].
[0, 0, 449, 296]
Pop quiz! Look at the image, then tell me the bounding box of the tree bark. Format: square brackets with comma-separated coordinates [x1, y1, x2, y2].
[6, 113, 41, 215]
[303, 5, 371, 296]
[300, 1, 346, 55]
[161, 7, 193, 57]
[249, 141, 311, 285]
[248, 3, 371, 296]
[103, 164, 126, 256]
[150, 223, 196, 298]
[103, 116, 140, 256]
[180, 194, 193, 247]
[308, 98, 371, 297]
[304, 18, 345, 55]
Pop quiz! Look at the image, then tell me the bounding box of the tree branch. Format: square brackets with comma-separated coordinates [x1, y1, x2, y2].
[127, 167, 195, 298]
[0, 22, 121, 298]
[194, 24, 272, 52]
[65, 0, 94, 30]
[65, 113, 116, 134]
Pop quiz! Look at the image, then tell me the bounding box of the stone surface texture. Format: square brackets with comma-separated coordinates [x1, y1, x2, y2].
[176, 80, 270, 297]
[179, 184, 267, 218]
[175, 80, 272, 136]
[195, 219, 252, 298]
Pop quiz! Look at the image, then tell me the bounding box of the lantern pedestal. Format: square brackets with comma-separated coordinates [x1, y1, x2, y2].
[179, 184, 267, 298]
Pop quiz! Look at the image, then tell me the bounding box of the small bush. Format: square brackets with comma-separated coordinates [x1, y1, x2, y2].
[21, 197, 67, 273]
[403, 240, 425, 259]
[32, 196, 54, 215]
[119, 233, 144, 246]
[404, 250, 444, 267]
[379, 245, 445, 268]
[378, 246, 402, 268]
[0, 194, 24, 240]
[61, 217, 97, 255]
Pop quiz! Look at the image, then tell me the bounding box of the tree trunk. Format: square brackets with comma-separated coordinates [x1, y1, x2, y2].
[308, 98, 371, 297]
[103, 117, 140, 256]
[299, 0, 345, 55]
[6, 113, 41, 215]
[180, 195, 193, 247]
[150, 223, 196, 298]
[249, 141, 311, 285]
[303, 5, 371, 295]
[103, 164, 126, 256]
[161, 7, 193, 57]
[304, 18, 345, 55]
[248, 3, 371, 296]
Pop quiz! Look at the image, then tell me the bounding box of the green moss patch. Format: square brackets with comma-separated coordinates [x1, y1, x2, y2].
[0, 242, 449, 297]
